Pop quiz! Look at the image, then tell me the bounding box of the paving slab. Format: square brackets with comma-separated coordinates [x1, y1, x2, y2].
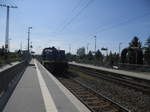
[3, 60, 91, 112]
[3, 60, 45, 112]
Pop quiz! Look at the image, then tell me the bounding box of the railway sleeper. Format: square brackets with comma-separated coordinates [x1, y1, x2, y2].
[78, 94, 93, 97]
[83, 97, 99, 102]
[74, 91, 91, 95]
[72, 92, 91, 97]
[87, 100, 106, 105]
[105, 108, 119, 112]
[70, 88, 87, 92]
[87, 102, 104, 106]
[91, 103, 111, 111]
[67, 86, 84, 89]
[100, 106, 119, 112]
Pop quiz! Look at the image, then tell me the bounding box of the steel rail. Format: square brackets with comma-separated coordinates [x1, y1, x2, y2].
[58, 76, 130, 112]
[70, 66, 150, 94]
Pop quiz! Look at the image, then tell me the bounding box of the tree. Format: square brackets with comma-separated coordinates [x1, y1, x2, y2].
[127, 36, 143, 64]
[95, 50, 102, 59]
[87, 51, 93, 60]
[113, 52, 119, 64]
[109, 51, 114, 66]
[144, 36, 150, 65]
[129, 36, 142, 48]
[76, 47, 85, 58]
[66, 53, 72, 61]
[66, 53, 77, 61]
[95, 50, 103, 63]
[103, 51, 113, 67]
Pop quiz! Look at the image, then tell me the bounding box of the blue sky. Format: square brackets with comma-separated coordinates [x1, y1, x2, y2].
[0, 0, 150, 54]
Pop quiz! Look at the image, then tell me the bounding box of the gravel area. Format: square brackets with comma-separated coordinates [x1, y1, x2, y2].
[73, 72, 150, 112]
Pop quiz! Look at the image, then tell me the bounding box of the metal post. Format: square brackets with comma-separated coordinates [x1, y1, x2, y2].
[0, 4, 17, 52]
[8, 38, 11, 51]
[69, 44, 71, 53]
[94, 36, 96, 53]
[28, 29, 30, 52]
[119, 42, 122, 56]
[20, 41, 22, 51]
[87, 43, 89, 54]
[28, 27, 32, 52]
[5, 6, 9, 52]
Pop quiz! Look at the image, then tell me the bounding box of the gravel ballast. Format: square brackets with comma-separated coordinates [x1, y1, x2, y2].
[70, 70, 150, 112]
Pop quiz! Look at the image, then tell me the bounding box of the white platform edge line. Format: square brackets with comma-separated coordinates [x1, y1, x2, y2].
[34, 60, 58, 112]
[37, 60, 91, 112]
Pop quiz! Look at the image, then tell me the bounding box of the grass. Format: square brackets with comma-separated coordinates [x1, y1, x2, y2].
[0, 52, 21, 67]
[0, 57, 5, 66]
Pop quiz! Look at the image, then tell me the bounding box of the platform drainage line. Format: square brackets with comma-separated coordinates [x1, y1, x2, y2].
[35, 60, 58, 112]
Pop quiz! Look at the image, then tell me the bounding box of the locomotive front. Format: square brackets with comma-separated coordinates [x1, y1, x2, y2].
[42, 47, 68, 74]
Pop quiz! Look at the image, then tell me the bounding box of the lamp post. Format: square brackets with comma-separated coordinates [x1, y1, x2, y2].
[119, 42, 122, 56]
[87, 43, 89, 54]
[28, 27, 32, 52]
[8, 38, 11, 51]
[94, 36, 97, 53]
[0, 4, 17, 52]
[69, 44, 71, 54]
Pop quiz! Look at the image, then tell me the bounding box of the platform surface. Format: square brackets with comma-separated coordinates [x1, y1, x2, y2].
[69, 62, 150, 80]
[3, 59, 90, 112]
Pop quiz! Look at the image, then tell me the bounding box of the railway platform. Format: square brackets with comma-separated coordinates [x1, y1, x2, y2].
[69, 62, 150, 81]
[2, 59, 90, 112]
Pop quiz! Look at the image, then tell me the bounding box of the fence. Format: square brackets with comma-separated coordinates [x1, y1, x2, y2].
[0, 58, 30, 93]
[119, 63, 150, 72]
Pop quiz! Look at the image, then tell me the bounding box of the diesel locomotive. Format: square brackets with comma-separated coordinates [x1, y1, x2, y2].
[41, 47, 68, 74]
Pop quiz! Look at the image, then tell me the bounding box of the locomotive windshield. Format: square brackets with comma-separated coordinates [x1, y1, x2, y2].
[42, 47, 66, 61]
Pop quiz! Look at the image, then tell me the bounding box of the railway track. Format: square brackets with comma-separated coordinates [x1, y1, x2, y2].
[58, 77, 130, 112]
[70, 66, 150, 94]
